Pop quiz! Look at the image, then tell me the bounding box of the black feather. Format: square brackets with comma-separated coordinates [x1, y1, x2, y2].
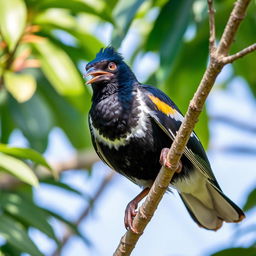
[87, 46, 124, 68]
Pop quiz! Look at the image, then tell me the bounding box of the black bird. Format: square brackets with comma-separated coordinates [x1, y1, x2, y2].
[85, 47, 244, 232]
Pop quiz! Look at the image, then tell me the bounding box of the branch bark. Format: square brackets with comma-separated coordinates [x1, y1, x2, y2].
[208, 0, 216, 53]
[222, 43, 256, 63]
[216, 0, 251, 56]
[113, 0, 255, 255]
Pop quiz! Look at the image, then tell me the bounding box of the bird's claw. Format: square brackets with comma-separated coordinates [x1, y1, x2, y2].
[124, 188, 150, 233]
[160, 148, 182, 173]
[124, 201, 138, 233]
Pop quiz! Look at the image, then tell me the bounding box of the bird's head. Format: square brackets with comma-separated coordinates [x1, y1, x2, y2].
[85, 47, 137, 87]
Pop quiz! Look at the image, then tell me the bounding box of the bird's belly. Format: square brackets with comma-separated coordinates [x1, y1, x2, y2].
[92, 117, 195, 187]
[97, 136, 162, 183]
[172, 168, 205, 194]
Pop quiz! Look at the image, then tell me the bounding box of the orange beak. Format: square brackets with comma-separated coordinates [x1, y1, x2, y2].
[85, 67, 113, 85]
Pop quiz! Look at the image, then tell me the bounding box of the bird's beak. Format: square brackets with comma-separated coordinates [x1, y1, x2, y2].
[85, 67, 113, 85]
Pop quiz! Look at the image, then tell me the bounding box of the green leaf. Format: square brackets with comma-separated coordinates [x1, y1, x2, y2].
[0, 0, 27, 51]
[4, 71, 36, 103]
[34, 17, 104, 61]
[212, 248, 256, 256]
[33, 39, 88, 111]
[243, 188, 256, 211]
[0, 153, 38, 186]
[0, 242, 21, 256]
[35, 31, 86, 65]
[104, 0, 119, 10]
[35, 0, 113, 23]
[0, 214, 43, 256]
[8, 93, 53, 152]
[0, 193, 58, 244]
[38, 76, 91, 149]
[0, 101, 15, 144]
[146, 0, 194, 80]
[33, 40, 83, 96]
[0, 144, 56, 178]
[34, 7, 77, 29]
[111, 0, 146, 47]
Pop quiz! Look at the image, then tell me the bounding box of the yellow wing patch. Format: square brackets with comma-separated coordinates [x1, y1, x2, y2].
[148, 95, 176, 115]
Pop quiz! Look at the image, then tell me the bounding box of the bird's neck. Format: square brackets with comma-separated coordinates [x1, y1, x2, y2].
[91, 82, 118, 101]
[91, 79, 137, 102]
[89, 81, 141, 141]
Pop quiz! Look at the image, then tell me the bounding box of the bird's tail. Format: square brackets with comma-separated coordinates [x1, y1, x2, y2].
[179, 182, 245, 230]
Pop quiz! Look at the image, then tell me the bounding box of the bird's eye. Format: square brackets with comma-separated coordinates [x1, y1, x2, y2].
[108, 62, 117, 71]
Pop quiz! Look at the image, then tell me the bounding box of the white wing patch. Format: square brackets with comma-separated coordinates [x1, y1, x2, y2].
[170, 110, 184, 122]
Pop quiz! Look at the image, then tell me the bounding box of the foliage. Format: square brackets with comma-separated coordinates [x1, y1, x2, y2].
[212, 248, 256, 256]
[0, 0, 255, 255]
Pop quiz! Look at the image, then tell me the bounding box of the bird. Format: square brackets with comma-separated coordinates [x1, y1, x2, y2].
[85, 46, 245, 232]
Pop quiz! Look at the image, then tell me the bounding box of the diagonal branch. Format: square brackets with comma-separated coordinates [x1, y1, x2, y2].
[113, 0, 255, 255]
[208, 0, 216, 54]
[217, 0, 251, 56]
[222, 43, 256, 63]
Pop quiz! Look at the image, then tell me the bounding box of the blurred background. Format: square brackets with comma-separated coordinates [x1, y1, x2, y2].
[0, 0, 256, 255]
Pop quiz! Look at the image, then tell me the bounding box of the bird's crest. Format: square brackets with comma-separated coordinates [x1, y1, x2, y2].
[93, 46, 124, 63]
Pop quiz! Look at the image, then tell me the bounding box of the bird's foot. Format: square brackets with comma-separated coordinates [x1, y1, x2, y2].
[159, 148, 182, 173]
[124, 200, 138, 233]
[124, 187, 150, 233]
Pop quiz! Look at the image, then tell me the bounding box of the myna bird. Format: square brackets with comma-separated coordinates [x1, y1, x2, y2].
[85, 47, 244, 232]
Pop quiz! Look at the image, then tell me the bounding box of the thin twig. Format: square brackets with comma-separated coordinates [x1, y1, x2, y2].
[113, 0, 255, 255]
[222, 43, 256, 63]
[208, 0, 216, 54]
[51, 171, 115, 256]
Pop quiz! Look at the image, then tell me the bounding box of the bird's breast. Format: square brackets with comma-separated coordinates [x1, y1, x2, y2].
[89, 90, 150, 150]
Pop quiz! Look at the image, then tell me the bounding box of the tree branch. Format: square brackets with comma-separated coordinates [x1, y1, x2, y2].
[208, 0, 216, 53]
[113, 0, 255, 255]
[217, 0, 251, 56]
[222, 43, 256, 63]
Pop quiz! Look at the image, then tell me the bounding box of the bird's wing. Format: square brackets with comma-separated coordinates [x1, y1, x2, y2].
[139, 84, 221, 189]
